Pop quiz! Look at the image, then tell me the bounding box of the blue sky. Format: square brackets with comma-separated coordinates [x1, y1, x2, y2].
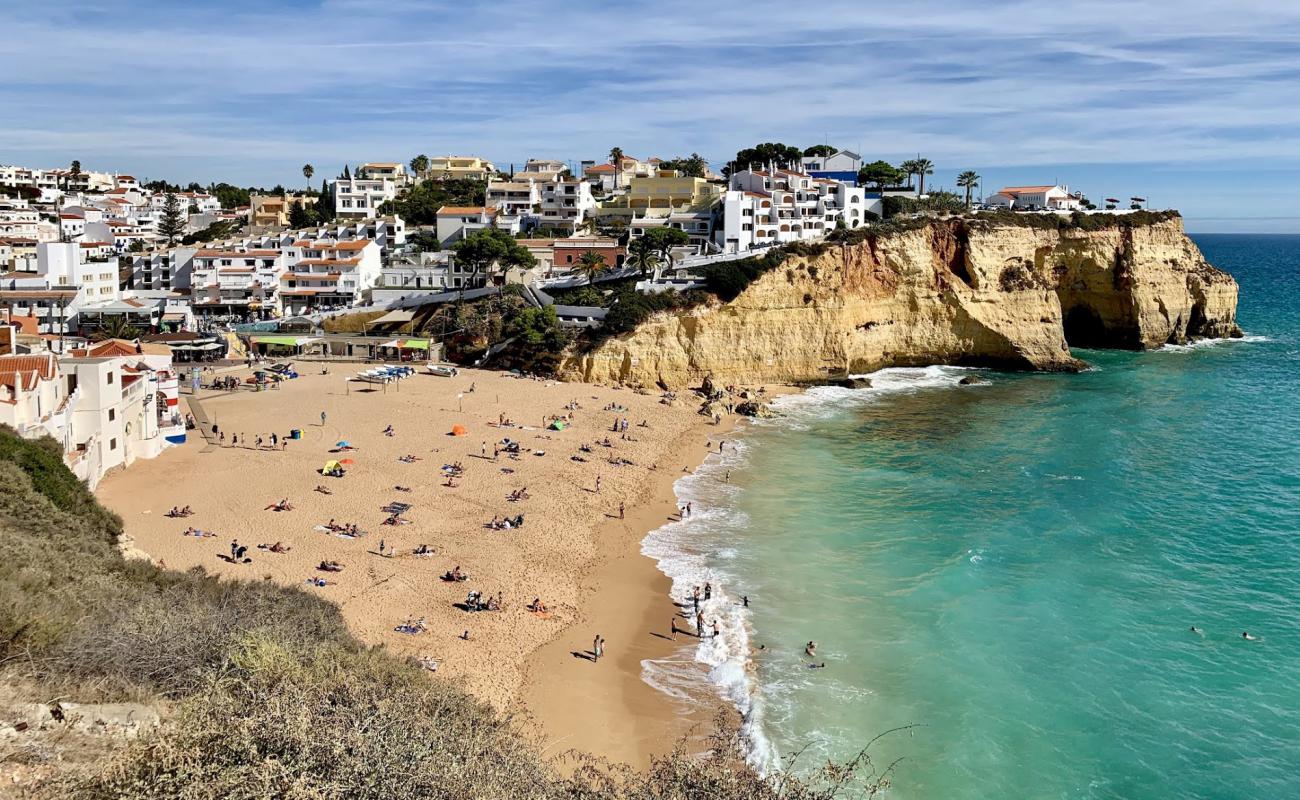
[3, 0, 1299, 231]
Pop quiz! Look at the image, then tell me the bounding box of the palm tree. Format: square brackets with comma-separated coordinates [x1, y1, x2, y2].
[410, 154, 429, 177]
[898, 158, 920, 189]
[69, 159, 81, 191]
[575, 250, 608, 284]
[956, 170, 981, 209]
[627, 237, 662, 276]
[913, 158, 935, 196]
[91, 316, 140, 342]
[608, 147, 625, 189]
[302, 164, 314, 191]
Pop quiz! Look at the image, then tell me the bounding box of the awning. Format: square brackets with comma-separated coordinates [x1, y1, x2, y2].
[379, 338, 429, 350]
[250, 335, 319, 347]
[162, 312, 187, 321]
[171, 342, 223, 351]
[369, 309, 414, 325]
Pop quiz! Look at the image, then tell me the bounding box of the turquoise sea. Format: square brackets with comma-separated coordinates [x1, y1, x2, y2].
[642, 235, 1299, 799]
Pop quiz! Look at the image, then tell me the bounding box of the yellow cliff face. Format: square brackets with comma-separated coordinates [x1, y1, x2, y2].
[560, 216, 1240, 389]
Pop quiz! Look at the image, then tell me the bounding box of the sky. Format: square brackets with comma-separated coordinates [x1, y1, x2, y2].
[3, 0, 1299, 232]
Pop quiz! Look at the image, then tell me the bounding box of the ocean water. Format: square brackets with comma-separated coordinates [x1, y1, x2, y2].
[642, 234, 1300, 799]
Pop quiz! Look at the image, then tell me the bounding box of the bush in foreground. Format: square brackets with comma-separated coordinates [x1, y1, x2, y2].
[1, 427, 903, 799]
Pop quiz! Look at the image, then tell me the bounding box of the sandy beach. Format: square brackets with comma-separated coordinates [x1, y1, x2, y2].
[96, 364, 732, 765]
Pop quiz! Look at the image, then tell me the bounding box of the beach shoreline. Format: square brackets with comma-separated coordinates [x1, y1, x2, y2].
[95, 365, 755, 770]
[517, 417, 735, 769]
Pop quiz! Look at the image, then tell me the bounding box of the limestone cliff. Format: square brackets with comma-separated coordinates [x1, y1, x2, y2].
[559, 216, 1241, 389]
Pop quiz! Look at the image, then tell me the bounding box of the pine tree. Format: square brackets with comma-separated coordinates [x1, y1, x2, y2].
[318, 178, 335, 222]
[157, 192, 186, 244]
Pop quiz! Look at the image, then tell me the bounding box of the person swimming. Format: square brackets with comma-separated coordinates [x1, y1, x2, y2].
[1242, 631, 1258, 641]
[804, 641, 817, 657]
[1190, 626, 1203, 635]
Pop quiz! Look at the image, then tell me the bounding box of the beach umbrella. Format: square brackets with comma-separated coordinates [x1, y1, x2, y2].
[324, 460, 341, 471]
[335, 440, 351, 447]
[450, 424, 468, 436]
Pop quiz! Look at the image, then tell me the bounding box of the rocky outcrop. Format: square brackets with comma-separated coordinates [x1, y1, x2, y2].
[560, 216, 1240, 389]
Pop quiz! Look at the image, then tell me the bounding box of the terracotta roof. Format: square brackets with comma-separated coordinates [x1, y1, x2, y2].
[584, 164, 615, 173]
[0, 353, 57, 393]
[436, 206, 495, 216]
[331, 240, 371, 251]
[295, 257, 361, 267]
[998, 186, 1058, 195]
[85, 339, 142, 358]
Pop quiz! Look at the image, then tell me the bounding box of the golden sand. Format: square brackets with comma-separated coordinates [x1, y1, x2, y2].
[97, 365, 726, 765]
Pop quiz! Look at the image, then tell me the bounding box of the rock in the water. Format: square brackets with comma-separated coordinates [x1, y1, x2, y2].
[958, 376, 985, 386]
[735, 400, 777, 418]
[834, 377, 873, 389]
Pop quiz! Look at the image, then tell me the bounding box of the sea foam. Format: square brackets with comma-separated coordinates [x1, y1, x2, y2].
[639, 366, 978, 770]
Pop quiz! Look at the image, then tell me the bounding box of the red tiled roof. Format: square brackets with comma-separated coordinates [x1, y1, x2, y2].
[331, 240, 371, 251]
[997, 185, 1057, 195]
[86, 339, 141, 358]
[436, 206, 495, 216]
[0, 354, 57, 393]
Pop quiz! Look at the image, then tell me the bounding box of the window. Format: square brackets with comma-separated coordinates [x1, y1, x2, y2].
[109, 438, 117, 450]
[108, 408, 115, 421]
[106, 372, 114, 384]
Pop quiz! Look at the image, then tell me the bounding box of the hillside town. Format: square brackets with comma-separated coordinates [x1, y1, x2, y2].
[0, 146, 1147, 486]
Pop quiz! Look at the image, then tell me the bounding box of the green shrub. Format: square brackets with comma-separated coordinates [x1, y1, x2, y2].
[0, 427, 905, 799]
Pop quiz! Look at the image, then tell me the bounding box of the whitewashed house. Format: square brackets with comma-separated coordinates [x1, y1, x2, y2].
[985, 185, 1082, 211]
[718, 168, 874, 253]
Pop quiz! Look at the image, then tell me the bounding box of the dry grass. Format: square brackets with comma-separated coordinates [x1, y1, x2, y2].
[1, 425, 904, 798]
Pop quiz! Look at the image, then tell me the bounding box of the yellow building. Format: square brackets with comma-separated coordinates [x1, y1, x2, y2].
[593, 170, 723, 221]
[250, 194, 317, 229]
[424, 156, 497, 181]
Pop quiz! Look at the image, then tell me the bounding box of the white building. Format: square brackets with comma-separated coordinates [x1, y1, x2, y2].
[0, 338, 183, 489]
[985, 185, 1082, 211]
[435, 206, 520, 245]
[189, 247, 284, 317]
[800, 150, 862, 184]
[357, 163, 412, 188]
[718, 168, 874, 253]
[278, 239, 383, 315]
[0, 352, 70, 443]
[0, 199, 47, 242]
[486, 174, 596, 233]
[0, 243, 120, 338]
[333, 176, 398, 217]
[61, 338, 183, 487]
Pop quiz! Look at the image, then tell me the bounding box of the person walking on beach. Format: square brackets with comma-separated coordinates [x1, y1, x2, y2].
[712, 620, 720, 639]
[692, 586, 700, 612]
[618, 502, 625, 520]
[595, 475, 602, 493]
[592, 634, 602, 661]
[320, 411, 327, 427]
[231, 434, 238, 447]
[696, 611, 705, 635]
[671, 618, 679, 640]
[704, 582, 712, 600]
[481, 442, 487, 458]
